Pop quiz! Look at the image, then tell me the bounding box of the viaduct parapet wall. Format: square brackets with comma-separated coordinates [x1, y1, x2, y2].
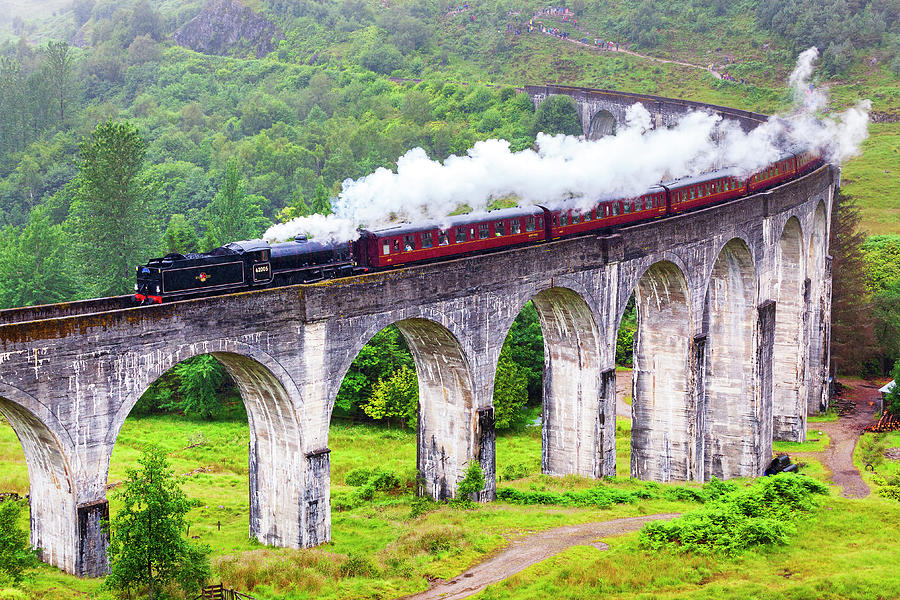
[0, 89, 835, 577]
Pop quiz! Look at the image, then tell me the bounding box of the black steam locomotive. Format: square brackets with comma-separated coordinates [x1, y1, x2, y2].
[135, 236, 355, 304]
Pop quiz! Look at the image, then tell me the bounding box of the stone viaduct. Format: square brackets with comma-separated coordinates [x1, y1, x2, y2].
[0, 88, 834, 577]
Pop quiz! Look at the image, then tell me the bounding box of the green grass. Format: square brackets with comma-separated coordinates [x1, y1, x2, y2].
[2, 411, 898, 599]
[773, 429, 831, 453]
[470, 495, 900, 599]
[808, 408, 840, 423]
[840, 122, 900, 236]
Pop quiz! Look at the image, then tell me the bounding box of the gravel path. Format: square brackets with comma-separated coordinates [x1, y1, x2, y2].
[793, 380, 881, 499]
[402, 513, 679, 600]
[819, 380, 880, 498]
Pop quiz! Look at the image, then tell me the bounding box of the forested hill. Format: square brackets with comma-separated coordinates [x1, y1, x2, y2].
[0, 0, 897, 305]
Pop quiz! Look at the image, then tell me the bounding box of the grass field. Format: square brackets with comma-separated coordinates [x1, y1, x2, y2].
[840, 122, 900, 235]
[1, 408, 899, 599]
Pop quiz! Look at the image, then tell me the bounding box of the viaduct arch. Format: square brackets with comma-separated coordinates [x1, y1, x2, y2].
[0, 89, 836, 577]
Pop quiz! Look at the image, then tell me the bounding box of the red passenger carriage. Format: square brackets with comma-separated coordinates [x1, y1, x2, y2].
[545, 186, 667, 239]
[353, 206, 547, 269]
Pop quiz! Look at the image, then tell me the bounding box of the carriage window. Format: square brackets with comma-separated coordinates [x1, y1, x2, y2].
[511, 219, 521, 234]
[624, 200, 632, 213]
[393, 239, 400, 252]
[421, 232, 433, 249]
[383, 241, 391, 255]
[478, 223, 489, 239]
[495, 221, 505, 236]
[526, 216, 536, 232]
[612, 202, 619, 215]
[560, 214, 569, 226]
[537, 217, 543, 228]
[689, 187, 695, 199]
[571, 213, 579, 224]
[603, 204, 610, 217]
[403, 235, 414, 251]
[644, 197, 652, 210]
[438, 230, 449, 246]
[456, 228, 467, 243]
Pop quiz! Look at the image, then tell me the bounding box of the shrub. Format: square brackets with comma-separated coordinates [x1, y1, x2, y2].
[0, 500, 37, 585]
[408, 496, 439, 519]
[340, 553, 379, 577]
[454, 462, 486, 505]
[639, 473, 828, 556]
[345, 467, 375, 487]
[500, 462, 530, 481]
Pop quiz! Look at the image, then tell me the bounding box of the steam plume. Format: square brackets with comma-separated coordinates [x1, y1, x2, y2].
[265, 48, 869, 242]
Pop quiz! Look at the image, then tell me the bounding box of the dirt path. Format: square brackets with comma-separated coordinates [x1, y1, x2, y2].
[793, 380, 881, 499]
[402, 513, 678, 600]
[538, 30, 727, 79]
[616, 369, 632, 418]
[819, 381, 880, 498]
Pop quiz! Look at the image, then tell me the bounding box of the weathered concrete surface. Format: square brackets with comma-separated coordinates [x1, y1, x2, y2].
[0, 92, 836, 576]
[773, 218, 807, 441]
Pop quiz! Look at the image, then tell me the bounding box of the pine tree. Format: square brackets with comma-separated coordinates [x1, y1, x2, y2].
[829, 191, 879, 375]
[68, 120, 155, 297]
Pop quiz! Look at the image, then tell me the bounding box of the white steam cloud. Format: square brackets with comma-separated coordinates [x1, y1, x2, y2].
[264, 48, 870, 243]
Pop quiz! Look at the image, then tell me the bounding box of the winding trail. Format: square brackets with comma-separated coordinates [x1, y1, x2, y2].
[795, 380, 880, 498]
[545, 31, 726, 78]
[402, 513, 679, 600]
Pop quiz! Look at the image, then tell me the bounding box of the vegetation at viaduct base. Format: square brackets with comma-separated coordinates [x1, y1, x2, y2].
[0, 0, 899, 597]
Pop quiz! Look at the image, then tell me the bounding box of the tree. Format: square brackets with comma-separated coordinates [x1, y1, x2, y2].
[171, 355, 229, 420]
[533, 94, 582, 136]
[163, 213, 199, 255]
[335, 326, 414, 416]
[454, 461, 485, 504]
[504, 302, 544, 402]
[0, 206, 77, 309]
[873, 279, 900, 371]
[830, 191, 879, 375]
[363, 365, 419, 428]
[68, 120, 154, 297]
[886, 359, 900, 416]
[0, 499, 38, 585]
[616, 296, 636, 367]
[203, 160, 270, 248]
[44, 40, 75, 126]
[105, 446, 210, 600]
[493, 350, 529, 430]
[72, 0, 95, 27]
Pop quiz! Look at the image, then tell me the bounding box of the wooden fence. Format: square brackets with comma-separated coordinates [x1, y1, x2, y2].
[197, 583, 256, 600]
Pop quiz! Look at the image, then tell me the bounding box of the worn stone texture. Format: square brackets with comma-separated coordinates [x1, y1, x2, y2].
[0, 91, 836, 577]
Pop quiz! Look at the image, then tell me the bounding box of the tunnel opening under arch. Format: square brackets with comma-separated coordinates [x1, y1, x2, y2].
[0, 391, 80, 575]
[587, 109, 617, 139]
[108, 348, 308, 554]
[330, 318, 481, 504]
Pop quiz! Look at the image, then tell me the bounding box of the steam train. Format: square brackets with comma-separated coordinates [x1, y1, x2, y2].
[135, 148, 822, 303]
